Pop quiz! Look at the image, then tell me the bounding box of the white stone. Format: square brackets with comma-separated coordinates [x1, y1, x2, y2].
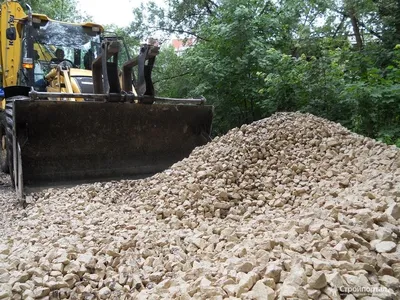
[251, 280, 274, 300]
[308, 271, 327, 289]
[98, 286, 111, 299]
[264, 264, 282, 283]
[375, 241, 397, 253]
[386, 203, 400, 220]
[378, 275, 400, 289]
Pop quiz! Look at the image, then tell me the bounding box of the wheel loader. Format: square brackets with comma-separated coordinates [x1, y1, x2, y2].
[0, 0, 213, 200]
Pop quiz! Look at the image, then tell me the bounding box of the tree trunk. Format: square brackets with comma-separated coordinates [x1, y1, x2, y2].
[349, 9, 363, 50]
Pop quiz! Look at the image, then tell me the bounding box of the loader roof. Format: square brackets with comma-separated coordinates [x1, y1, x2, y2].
[29, 13, 104, 32]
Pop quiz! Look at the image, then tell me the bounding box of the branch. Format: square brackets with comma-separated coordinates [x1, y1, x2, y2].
[202, 0, 219, 15]
[147, 26, 210, 41]
[308, 13, 319, 28]
[205, 4, 213, 15]
[329, 7, 378, 45]
[303, 8, 310, 27]
[333, 14, 346, 38]
[154, 71, 191, 84]
[258, 0, 271, 16]
[329, 7, 347, 17]
[206, 0, 219, 9]
[358, 20, 383, 41]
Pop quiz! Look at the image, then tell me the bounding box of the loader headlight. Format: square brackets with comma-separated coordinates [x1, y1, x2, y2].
[22, 58, 33, 69]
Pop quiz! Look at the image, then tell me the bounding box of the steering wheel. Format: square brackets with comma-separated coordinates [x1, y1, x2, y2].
[58, 59, 76, 68]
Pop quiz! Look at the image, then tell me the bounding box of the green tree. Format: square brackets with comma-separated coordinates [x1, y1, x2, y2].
[152, 46, 196, 98]
[128, 0, 218, 41]
[132, 0, 400, 145]
[103, 25, 141, 62]
[21, 0, 90, 22]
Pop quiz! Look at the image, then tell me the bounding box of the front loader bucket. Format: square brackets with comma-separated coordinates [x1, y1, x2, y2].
[12, 100, 213, 188]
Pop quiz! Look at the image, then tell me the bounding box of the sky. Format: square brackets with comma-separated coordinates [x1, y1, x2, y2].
[76, 0, 136, 27]
[76, 0, 165, 28]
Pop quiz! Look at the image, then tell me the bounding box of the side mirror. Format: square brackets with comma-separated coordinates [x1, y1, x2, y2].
[6, 27, 16, 40]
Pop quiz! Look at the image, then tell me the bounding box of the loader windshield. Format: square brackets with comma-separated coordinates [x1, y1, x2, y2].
[30, 20, 101, 72]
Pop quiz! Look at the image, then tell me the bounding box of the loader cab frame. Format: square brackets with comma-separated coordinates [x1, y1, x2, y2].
[17, 15, 104, 88]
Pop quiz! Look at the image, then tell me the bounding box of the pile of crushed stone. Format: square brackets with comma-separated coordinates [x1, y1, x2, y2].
[0, 112, 399, 299]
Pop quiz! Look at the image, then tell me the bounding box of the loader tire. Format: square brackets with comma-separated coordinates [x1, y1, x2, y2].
[0, 132, 9, 173]
[5, 96, 30, 188]
[0, 113, 9, 173]
[5, 101, 15, 187]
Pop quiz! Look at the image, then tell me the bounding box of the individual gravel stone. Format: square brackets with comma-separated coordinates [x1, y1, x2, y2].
[308, 271, 328, 289]
[378, 275, 400, 289]
[386, 203, 400, 220]
[375, 241, 397, 253]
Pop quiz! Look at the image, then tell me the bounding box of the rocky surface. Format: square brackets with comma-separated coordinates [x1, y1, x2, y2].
[0, 112, 399, 299]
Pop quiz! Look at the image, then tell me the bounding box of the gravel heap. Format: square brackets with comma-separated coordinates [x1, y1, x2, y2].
[0, 112, 399, 300]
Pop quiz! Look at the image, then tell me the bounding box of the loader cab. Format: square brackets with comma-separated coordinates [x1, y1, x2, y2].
[18, 15, 104, 94]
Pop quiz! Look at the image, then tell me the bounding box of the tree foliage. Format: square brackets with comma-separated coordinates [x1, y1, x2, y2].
[21, 0, 89, 22]
[103, 25, 141, 62]
[134, 0, 400, 146]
